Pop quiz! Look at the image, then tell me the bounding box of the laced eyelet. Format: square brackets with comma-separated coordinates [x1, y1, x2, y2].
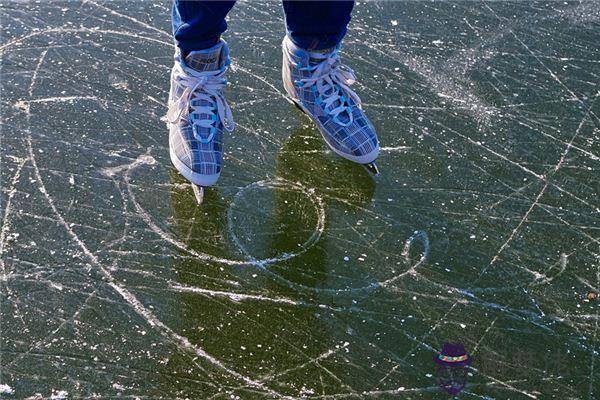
[193, 125, 215, 144]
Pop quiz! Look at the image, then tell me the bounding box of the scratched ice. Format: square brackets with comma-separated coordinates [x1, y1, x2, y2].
[1, 1, 599, 399]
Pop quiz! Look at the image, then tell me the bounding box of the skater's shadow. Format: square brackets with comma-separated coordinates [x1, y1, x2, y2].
[275, 122, 376, 207]
[263, 123, 376, 288]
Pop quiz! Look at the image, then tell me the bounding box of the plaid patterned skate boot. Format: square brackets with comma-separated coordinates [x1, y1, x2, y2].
[282, 36, 379, 170]
[166, 40, 234, 192]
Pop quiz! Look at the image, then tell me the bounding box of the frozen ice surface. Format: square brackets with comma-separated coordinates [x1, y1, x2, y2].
[1, 1, 599, 398]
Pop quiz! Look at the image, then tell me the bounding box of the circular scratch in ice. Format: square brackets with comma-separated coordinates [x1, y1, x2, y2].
[382, 230, 430, 286]
[226, 178, 325, 267]
[402, 230, 430, 264]
[123, 154, 325, 268]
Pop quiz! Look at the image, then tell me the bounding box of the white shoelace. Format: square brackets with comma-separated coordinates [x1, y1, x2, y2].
[295, 50, 361, 127]
[166, 65, 234, 142]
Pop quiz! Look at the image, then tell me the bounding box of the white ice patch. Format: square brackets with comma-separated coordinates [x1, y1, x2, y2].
[0, 384, 14, 395]
[50, 390, 68, 400]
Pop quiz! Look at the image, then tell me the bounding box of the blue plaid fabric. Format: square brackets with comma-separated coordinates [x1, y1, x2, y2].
[282, 37, 379, 164]
[167, 40, 233, 187]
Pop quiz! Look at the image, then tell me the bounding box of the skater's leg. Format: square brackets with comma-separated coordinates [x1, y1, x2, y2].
[282, 0, 354, 51]
[280, 1, 380, 167]
[168, 1, 236, 201]
[172, 0, 236, 53]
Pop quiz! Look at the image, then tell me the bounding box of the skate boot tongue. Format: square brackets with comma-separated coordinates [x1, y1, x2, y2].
[185, 44, 223, 72]
[308, 47, 336, 65]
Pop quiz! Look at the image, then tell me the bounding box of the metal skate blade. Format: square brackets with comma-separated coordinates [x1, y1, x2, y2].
[287, 97, 306, 114]
[191, 184, 204, 205]
[364, 162, 380, 176]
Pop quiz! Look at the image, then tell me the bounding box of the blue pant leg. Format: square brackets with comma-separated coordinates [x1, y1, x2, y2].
[172, 0, 236, 52]
[282, 0, 355, 50]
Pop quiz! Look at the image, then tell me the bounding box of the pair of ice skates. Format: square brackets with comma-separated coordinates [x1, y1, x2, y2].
[166, 37, 380, 204]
